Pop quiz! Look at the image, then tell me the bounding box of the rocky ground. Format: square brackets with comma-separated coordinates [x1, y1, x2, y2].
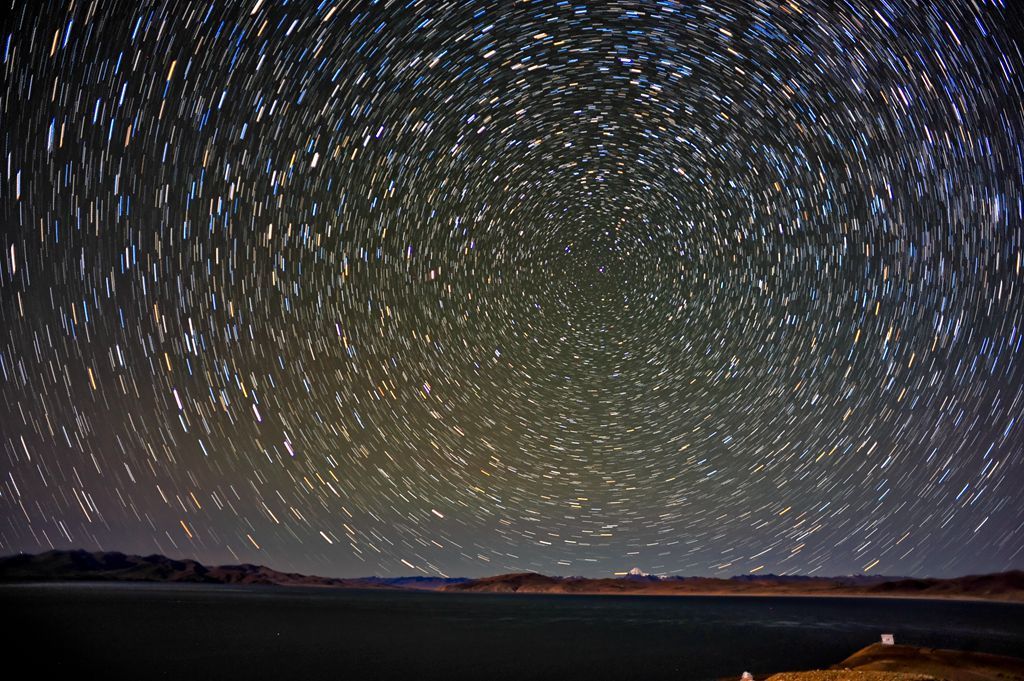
[766, 672, 935, 681]
[761, 643, 1024, 681]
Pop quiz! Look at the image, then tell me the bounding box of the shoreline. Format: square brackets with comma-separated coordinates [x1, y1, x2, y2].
[3, 578, 1023, 604]
[445, 590, 1024, 604]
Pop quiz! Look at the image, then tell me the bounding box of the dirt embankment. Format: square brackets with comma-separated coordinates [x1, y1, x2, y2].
[763, 643, 1024, 681]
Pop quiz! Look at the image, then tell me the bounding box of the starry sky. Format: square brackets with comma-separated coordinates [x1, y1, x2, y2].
[1, 0, 1023, 580]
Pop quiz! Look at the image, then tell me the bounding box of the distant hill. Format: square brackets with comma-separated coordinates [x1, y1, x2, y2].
[349, 575, 470, 590]
[865, 571, 1024, 600]
[0, 550, 467, 590]
[442, 570, 1024, 602]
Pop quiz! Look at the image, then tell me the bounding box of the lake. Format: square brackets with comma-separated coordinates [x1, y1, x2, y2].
[3, 583, 1023, 680]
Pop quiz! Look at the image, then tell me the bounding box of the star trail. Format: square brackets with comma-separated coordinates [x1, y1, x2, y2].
[1, 0, 1023, 579]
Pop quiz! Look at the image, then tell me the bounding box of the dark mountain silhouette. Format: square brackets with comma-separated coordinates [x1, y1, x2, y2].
[865, 570, 1024, 599]
[0, 550, 466, 590]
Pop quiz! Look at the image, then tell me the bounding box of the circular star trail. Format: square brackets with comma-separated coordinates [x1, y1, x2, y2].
[1, 0, 1023, 579]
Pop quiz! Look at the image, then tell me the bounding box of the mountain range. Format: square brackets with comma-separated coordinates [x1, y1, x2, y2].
[442, 570, 1024, 601]
[2, 550, 1022, 602]
[0, 549, 466, 590]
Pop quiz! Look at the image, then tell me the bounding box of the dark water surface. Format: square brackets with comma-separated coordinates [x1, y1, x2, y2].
[4, 583, 1023, 681]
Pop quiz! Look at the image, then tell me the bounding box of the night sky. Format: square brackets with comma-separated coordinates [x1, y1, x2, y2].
[1, 0, 1023, 580]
